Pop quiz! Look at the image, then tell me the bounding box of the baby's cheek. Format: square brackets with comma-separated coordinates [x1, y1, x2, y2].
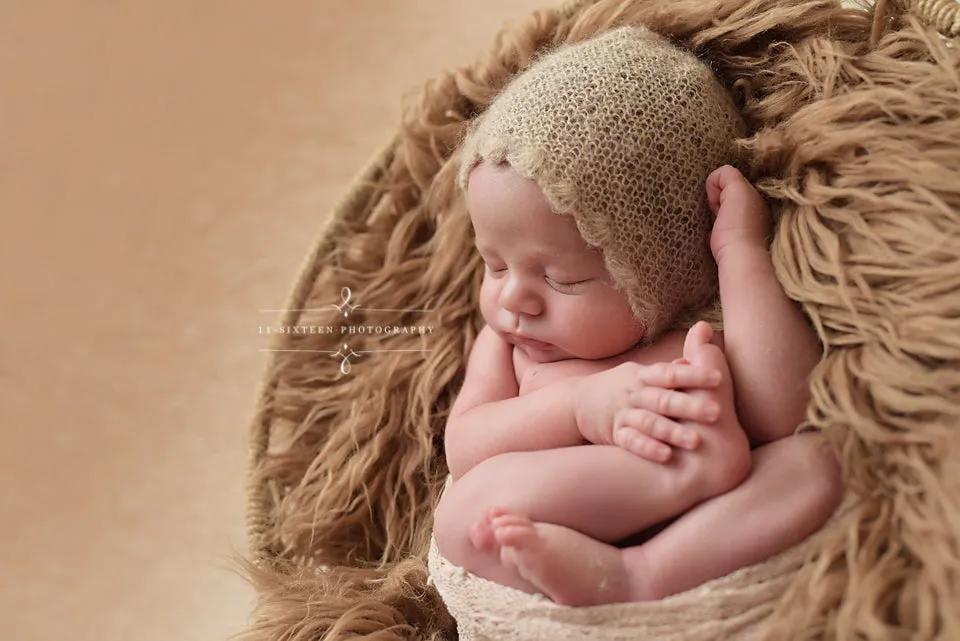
[585, 298, 645, 352]
[558, 301, 605, 350]
[477, 282, 498, 324]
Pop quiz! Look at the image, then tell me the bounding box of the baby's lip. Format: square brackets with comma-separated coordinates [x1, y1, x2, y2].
[510, 334, 553, 349]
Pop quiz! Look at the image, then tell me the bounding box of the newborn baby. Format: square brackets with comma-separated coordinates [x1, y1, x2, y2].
[433, 27, 843, 607]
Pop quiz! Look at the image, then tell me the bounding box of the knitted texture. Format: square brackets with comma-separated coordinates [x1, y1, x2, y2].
[459, 26, 746, 340]
[426, 531, 813, 641]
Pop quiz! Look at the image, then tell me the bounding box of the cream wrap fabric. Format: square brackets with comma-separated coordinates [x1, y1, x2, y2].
[428, 485, 857, 641]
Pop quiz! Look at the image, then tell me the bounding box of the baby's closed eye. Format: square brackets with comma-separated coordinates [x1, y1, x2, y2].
[484, 263, 507, 275]
[545, 275, 591, 293]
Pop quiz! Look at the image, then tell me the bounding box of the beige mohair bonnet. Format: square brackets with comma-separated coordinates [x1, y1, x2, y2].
[459, 26, 746, 340]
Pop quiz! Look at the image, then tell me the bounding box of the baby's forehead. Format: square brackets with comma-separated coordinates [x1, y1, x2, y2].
[474, 228, 603, 262]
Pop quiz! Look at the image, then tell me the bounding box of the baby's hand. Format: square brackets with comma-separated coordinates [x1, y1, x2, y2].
[707, 165, 772, 264]
[574, 358, 722, 463]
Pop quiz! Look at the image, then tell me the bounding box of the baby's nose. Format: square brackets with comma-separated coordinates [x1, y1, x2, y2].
[499, 277, 542, 317]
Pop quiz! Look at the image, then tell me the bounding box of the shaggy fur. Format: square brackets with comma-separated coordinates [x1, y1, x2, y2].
[242, 0, 960, 639]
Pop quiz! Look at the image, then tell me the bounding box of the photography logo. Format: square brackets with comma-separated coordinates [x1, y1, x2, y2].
[258, 287, 434, 375]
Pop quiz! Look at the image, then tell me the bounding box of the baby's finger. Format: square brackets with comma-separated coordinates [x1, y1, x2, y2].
[707, 164, 744, 192]
[616, 410, 701, 451]
[631, 386, 720, 422]
[705, 165, 734, 214]
[638, 362, 721, 390]
[613, 426, 673, 462]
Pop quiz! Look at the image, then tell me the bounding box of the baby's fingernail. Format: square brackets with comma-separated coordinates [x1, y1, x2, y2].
[658, 446, 671, 459]
[708, 370, 721, 385]
[682, 432, 697, 447]
[706, 403, 720, 421]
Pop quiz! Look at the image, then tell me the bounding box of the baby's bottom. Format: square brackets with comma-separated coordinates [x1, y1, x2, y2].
[432, 433, 843, 606]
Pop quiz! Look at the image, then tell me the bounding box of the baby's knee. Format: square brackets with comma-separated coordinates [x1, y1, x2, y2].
[433, 482, 477, 567]
[433, 458, 511, 565]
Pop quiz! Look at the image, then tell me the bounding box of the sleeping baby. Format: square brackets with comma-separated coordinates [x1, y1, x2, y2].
[432, 27, 844, 606]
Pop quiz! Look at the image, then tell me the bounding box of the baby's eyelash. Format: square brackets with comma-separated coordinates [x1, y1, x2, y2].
[545, 276, 589, 291]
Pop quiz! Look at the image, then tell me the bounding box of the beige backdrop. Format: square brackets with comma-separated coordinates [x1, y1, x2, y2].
[0, 2, 545, 640]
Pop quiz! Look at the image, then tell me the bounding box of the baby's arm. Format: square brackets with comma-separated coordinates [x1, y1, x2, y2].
[446, 326, 723, 480]
[708, 166, 822, 445]
[444, 325, 585, 480]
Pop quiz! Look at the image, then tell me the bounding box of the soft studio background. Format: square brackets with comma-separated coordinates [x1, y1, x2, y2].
[0, 2, 544, 640]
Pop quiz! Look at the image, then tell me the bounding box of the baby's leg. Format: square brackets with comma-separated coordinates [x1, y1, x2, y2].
[438, 432, 842, 605]
[623, 432, 844, 600]
[434, 445, 669, 599]
[434, 439, 746, 599]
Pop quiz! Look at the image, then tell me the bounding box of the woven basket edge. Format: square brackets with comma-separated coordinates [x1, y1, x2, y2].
[914, 0, 960, 37]
[245, 136, 400, 559]
[243, 0, 610, 560]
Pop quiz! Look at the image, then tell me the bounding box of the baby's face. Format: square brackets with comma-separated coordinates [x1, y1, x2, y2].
[467, 162, 644, 363]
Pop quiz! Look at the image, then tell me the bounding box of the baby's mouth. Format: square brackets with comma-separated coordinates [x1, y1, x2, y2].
[510, 334, 553, 350]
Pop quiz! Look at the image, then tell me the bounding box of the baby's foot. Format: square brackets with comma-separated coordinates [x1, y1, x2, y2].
[489, 510, 633, 606]
[682, 322, 752, 493]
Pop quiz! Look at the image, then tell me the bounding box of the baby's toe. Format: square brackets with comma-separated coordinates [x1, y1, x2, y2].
[469, 519, 496, 551]
[684, 321, 713, 349]
[494, 522, 539, 548]
[491, 512, 532, 529]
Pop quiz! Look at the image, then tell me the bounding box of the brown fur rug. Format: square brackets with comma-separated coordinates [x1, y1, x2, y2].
[241, 0, 960, 638]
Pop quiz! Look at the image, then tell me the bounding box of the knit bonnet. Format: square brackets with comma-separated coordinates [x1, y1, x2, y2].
[459, 26, 746, 340]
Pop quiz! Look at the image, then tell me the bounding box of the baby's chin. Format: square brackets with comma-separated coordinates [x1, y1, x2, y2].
[551, 342, 643, 363]
[516, 343, 567, 363]
[507, 333, 635, 363]
[518, 341, 620, 364]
